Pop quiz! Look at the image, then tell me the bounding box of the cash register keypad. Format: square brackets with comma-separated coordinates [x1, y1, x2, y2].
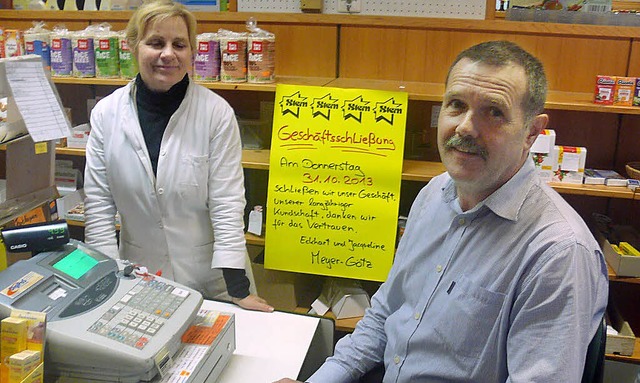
[88, 278, 190, 349]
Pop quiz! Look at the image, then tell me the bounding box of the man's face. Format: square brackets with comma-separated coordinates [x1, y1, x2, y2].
[136, 16, 192, 92]
[437, 58, 540, 200]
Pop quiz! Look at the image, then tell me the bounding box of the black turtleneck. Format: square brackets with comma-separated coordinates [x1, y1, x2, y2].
[134, 74, 250, 299]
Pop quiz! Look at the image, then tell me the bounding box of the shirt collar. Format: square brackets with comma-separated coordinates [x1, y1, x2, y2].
[441, 158, 538, 221]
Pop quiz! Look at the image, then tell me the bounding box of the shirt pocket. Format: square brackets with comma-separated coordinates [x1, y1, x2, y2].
[178, 155, 209, 202]
[432, 276, 505, 360]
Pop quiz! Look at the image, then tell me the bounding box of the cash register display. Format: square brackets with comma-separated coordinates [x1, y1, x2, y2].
[51, 248, 99, 279]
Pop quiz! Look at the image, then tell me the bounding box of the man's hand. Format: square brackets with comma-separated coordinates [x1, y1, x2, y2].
[272, 379, 301, 383]
[232, 294, 274, 312]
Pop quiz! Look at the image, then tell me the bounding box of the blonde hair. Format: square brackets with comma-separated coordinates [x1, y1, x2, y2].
[126, 0, 197, 56]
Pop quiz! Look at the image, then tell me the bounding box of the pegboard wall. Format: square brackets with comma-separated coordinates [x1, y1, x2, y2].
[238, 0, 487, 19]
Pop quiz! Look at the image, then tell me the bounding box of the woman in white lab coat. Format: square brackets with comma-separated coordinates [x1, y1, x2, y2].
[83, 0, 272, 312]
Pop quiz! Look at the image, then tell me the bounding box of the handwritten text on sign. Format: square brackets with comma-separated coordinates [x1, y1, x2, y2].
[264, 84, 407, 281]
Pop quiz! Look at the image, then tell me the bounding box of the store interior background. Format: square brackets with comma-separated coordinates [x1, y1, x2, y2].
[1, 0, 640, 381]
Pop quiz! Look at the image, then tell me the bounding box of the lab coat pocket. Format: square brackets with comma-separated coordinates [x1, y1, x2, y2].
[432, 276, 505, 360]
[178, 155, 209, 202]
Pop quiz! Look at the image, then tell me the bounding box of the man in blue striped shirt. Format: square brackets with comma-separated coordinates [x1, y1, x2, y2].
[276, 40, 608, 383]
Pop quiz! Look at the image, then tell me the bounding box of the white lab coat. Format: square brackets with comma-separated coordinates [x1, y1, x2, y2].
[84, 79, 252, 299]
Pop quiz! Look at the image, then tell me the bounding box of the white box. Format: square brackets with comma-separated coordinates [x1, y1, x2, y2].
[552, 146, 586, 184]
[311, 279, 371, 319]
[606, 302, 636, 356]
[67, 123, 90, 148]
[594, 226, 640, 278]
[56, 189, 84, 221]
[530, 129, 556, 182]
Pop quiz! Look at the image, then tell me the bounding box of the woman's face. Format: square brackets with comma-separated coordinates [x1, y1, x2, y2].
[136, 16, 192, 92]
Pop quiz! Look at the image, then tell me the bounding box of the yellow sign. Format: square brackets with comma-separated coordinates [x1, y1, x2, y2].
[265, 84, 407, 281]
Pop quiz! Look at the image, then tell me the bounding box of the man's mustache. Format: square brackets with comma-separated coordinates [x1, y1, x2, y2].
[444, 135, 488, 160]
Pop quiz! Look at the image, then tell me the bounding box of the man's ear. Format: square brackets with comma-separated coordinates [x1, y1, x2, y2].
[525, 114, 549, 148]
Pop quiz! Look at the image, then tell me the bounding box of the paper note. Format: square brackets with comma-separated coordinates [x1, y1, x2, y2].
[5, 60, 71, 142]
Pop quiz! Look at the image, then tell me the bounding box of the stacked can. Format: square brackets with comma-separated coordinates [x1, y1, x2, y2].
[194, 33, 220, 82]
[50, 27, 73, 77]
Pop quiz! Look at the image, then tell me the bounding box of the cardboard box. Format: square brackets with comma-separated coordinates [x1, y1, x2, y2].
[606, 303, 636, 356]
[552, 146, 586, 184]
[249, 246, 323, 311]
[594, 226, 640, 278]
[0, 186, 59, 270]
[530, 129, 556, 182]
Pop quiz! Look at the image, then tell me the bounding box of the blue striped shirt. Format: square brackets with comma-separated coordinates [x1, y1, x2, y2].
[309, 159, 608, 383]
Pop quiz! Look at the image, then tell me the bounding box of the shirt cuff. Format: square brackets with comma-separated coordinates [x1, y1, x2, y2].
[307, 360, 355, 383]
[222, 267, 250, 299]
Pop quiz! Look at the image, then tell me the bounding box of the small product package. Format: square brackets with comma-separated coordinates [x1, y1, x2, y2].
[218, 29, 248, 83]
[72, 26, 97, 78]
[8, 349, 40, 383]
[194, 32, 220, 82]
[117, 30, 137, 79]
[246, 18, 275, 84]
[93, 24, 120, 79]
[4, 29, 25, 58]
[24, 22, 52, 71]
[530, 129, 556, 182]
[1, 317, 28, 363]
[633, 78, 640, 107]
[50, 25, 73, 77]
[594, 75, 615, 105]
[552, 145, 587, 184]
[613, 76, 635, 107]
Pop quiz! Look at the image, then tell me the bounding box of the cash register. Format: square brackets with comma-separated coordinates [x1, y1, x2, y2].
[0, 221, 234, 382]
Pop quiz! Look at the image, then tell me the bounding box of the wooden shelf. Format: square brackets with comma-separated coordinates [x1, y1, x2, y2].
[55, 148, 640, 200]
[52, 75, 335, 92]
[245, 232, 265, 246]
[51, 76, 640, 115]
[606, 337, 640, 364]
[294, 307, 362, 333]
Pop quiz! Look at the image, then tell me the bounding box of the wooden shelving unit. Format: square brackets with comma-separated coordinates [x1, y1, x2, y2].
[55, 146, 640, 201]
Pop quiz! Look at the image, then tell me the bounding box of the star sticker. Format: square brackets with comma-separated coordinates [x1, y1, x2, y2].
[279, 91, 309, 118]
[374, 98, 403, 125]
[312, 93, 339, 121]
[342, 95, 370, 123]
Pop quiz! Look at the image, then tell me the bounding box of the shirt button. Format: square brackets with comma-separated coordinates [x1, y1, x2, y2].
[414, 313, 420, 320]
[158, 188, 164, 194]
[394, 355, 401, 364]
[458, 218, 465, 225]
[161, 150, 167, 156]
[436, 265, 443, 273]
[159, 223, 164, 229]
